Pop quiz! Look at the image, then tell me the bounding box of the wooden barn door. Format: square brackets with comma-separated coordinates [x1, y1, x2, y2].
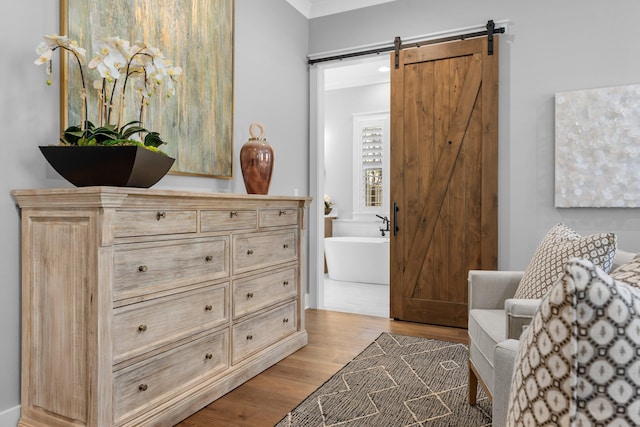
[390, 37, 498, 327]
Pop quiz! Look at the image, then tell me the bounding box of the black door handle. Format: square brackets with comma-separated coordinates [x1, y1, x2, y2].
[393, 202, 399, 236]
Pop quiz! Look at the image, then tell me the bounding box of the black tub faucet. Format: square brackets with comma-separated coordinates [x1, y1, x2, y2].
[376, 214, 390, 236]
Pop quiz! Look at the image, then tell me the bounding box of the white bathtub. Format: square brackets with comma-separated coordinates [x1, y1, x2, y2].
[324, 236, 390, 285]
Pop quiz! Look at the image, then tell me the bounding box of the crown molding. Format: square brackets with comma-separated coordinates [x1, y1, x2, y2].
[286, 0, 312, 18]
[286, 0, 397, 19]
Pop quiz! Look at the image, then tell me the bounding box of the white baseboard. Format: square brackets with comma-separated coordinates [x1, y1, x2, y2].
[0, 405, 20, 427]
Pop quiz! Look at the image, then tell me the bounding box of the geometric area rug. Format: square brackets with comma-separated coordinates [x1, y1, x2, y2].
[275, 333, 491, 426]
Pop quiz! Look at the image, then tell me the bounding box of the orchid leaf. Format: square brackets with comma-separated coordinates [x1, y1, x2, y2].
[144, 131, 166, 148]
[120, 125, 148, 140]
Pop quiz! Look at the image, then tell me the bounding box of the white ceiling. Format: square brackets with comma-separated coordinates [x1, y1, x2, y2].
[324, 57, 390, 90]
[286, 0, 396, 19]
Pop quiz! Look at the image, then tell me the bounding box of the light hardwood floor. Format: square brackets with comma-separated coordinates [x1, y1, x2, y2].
[176, 308, 469, 427]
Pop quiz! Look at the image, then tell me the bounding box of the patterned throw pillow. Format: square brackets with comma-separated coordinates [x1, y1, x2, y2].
[611, 253, 640, 287]
[506, 258, 640, 426]
[512, 223, 616, 299]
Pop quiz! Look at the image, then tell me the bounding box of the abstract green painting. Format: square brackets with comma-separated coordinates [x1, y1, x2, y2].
[61, 0, 234, 178]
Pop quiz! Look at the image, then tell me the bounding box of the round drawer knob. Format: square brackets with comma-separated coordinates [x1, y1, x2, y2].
[205, 305, 213, 311]
[283, 244, 289, 249]
[205, 353, 213, 360]
[139, 384, 148, 392]
[246, 335, 253, 340]
[205, 255, 213, 262]
[156, 211, 166, 221]
[138, 265, 148, 273]
[138, 325, 147, 332]
[247, 292, 254, 298]
[230, 211, 239, 218]
[283, 280, 289, 286]
[283, 318, 289, 323]
[247, 249, 254, 255]
[279, 210, 286, 216]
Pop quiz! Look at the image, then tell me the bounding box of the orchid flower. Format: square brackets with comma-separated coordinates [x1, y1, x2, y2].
[36, 33, 181, 149]
[35, 33, 88, 132]
[89, 38, 129, 80]
[34, 42, 53, 65]
[165, 66, 182, 98]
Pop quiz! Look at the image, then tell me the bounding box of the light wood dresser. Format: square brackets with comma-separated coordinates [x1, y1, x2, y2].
[12, 187, 312, 427]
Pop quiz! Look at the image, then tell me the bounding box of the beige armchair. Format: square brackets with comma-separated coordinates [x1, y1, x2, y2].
[467, 250, 635, 427]
[467, 269, 528, 427]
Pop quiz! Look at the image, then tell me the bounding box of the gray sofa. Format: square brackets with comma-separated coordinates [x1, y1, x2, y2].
[467, 250, 636, 427]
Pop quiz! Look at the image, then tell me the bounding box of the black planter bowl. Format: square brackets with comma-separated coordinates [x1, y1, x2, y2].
[39, 145, 175, 188]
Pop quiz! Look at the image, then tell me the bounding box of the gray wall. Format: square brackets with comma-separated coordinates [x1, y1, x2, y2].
[0, 0, 308, 422]
[325, 83, 389, 219]
[4, 0, 640, 422]
[311, 0, 640, 270]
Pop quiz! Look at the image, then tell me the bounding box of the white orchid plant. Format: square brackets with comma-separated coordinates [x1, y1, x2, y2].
[324, 194, 335, 210]
[35, 34, 182, 153]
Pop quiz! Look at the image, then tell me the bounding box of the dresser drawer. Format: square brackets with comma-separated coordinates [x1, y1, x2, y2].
[233, 268, 297, 319]
[113, 330, 228, 425]
[114, 209, 197, 237]
[232, 231, 297, 274]
[232, 302, 297, 364]
[113, 284, 229, 363]
[259, 208, 298, 227]
[114, 237, 229, 300]
[201, 209, 257, 232]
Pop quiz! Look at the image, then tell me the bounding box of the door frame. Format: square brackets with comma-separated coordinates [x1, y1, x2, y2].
[309, 61, 325, 310]
[309, 56, 388, 310]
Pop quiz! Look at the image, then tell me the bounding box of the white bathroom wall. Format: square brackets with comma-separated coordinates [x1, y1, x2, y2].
[324, 82, 390, 220]
[0, 0, 309, 422]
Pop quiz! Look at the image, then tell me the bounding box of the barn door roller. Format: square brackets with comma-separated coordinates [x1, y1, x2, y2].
[486, 20, 496, 55]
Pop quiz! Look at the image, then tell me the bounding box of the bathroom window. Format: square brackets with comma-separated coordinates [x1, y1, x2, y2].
[353, 113, 389, 217]
[364, 168, 382, 206]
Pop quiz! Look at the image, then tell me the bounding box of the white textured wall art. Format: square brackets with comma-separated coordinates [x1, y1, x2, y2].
[555, 84, 640, 207]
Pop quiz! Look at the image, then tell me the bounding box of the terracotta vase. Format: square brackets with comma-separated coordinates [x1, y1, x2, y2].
[240, 122, 274, 194]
